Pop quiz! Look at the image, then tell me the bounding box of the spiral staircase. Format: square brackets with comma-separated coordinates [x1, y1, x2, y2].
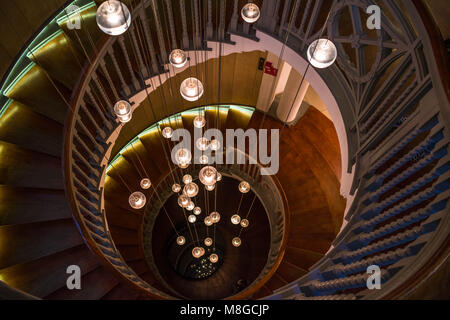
[0, 0, 449, 300]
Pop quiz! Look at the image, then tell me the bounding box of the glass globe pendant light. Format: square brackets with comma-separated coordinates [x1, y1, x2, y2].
[180, 77, 204, 102]
[140, 178, 151, 190]
[172, 183, 181, 193]
[204, 216, 213, 227]
[209, 254, 219, 264]
[196, 137, 209, 151]
[199, 166, 218, 186]
[209, 139, 221, 151]
[183, 174, 193, 184]
[184, 182, 199, 198]
[204, 237, 213, 247]
[307, 39, 337, 69]
[177, 236, 186, 246]
[178, 162, 190, 169]
[239, 181, 251, 193]
[169, 49, 188, 68]
[193, 207, 202, 216]
[192, 247, 203, 258]
[175, 148, 192, 166]
[199, 155, 209, 165]
[186, 201, 195, 211]
[188, 215, 197, 223]
[129, 192, 146, 209]
[114, 100, 132, 123]
[96, 0, 131, 36]
[178, 194, 190, 208]
[194, 115, 206, 129]
[162, 127, 173, 139]
[231, 214, 241, 225]
[241, 219, 250, 228]
[205, 184, 216, 192]
[210, 212, 221, 224]
[216, 172, 222, 182]
[232, 237, 242, 247]
[241, 3, 260, 24]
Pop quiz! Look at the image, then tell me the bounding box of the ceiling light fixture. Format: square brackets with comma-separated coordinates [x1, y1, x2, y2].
[241, 3, 261, 24]
[96, 0, 131, 36]
[140, 178, 151, 190]
[183, 174, 193, 184]
[184, 182, 199, 198]
[307, 38, 337, 69]
[209, 254, 219, 263]
[232, 237, 242, 247]
[180, 77, 204, 102]
[194, 115, 206, 128]
[241, 219, 250, 228]
[231, 214, 241, 225]
[199, 166, 218, 186]
[129, 192, 146, 209]
[210, 212, 221, 224]
[193, 207, 202, 216]
[239, 181, 251, 193]
[172, 183, 181, 193]
[169, 49, 188, 68]
[178, 194, 190, 208]
[162, 127, 173, 139]
[177, 236, 186, 246]
[114, 100, 132, 123]
[204, 237, 213, 247]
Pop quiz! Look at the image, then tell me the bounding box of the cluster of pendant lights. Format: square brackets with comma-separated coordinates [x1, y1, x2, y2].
[99, 1, 337, 124]
[96, 0, 337, 262]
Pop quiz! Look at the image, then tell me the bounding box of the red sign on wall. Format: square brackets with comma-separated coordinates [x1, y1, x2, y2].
[264, 62, 278, 77]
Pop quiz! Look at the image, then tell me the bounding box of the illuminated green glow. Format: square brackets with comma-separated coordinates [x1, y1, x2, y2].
[0, 99, 13, 119]
[26, 30, 63, 59]
[3, 62, 36, 96]
[0, 0, 96, 116]
[56, 2, 97, 25]
[106, 105, 255, 173]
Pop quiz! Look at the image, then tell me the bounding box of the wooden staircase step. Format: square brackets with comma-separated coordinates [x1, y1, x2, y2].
[28, 31, 83, 90]
[45, 266, 118, 300]
[116, 245, 145, 262]
[0, 141, 63, 190]
[284, 247, 324, 271]
[0, 100, 63, 157]
[0, 245, 99, 298]
[275, 260, 308, 283]
[0, 219, 84, 270]
[0, 187, 71, 226]
[6, 65, 69, 124]
[101, 283, 140, 300]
